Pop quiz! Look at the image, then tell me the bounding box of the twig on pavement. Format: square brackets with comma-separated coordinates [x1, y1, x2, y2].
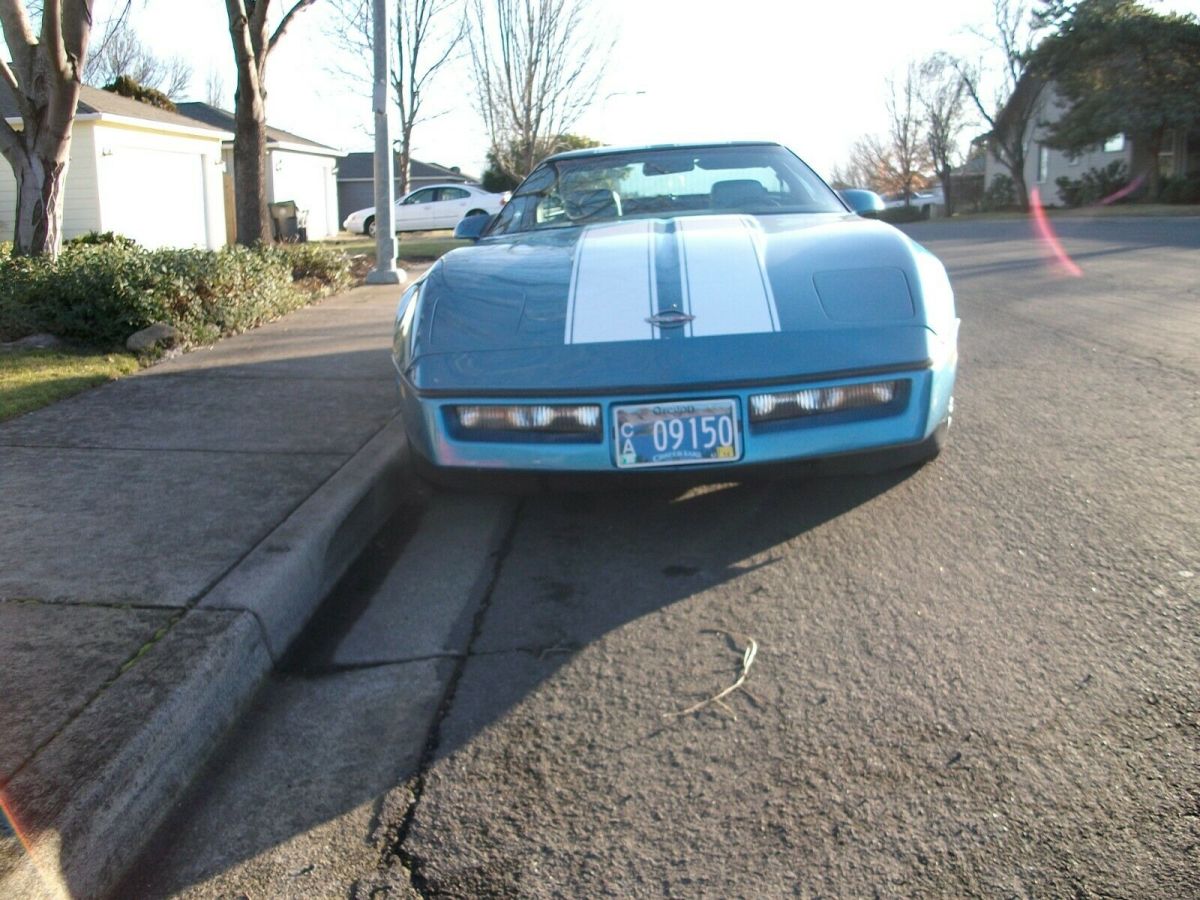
[666, 632, 759, 720]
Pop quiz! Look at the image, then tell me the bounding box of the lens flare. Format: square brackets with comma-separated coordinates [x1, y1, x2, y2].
[1, 790, 69, 898]
[1029, 187, 1083, 278]
[1098, 173, 1146, 206]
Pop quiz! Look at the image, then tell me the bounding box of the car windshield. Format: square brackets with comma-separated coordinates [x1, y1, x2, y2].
[487, 144, 845, 235]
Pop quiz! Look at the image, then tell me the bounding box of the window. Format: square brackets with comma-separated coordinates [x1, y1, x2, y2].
[438, 187, 470, 201]
[1159, 129, 1177, 177]
[1037, 144, 1049, 183]
[487, 144, 843, 236]
[1103, 134, 1125, 153]
[403, 188, 437, 205]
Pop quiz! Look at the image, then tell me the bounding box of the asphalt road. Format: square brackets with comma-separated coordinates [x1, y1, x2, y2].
[118, 216, 1199, 899]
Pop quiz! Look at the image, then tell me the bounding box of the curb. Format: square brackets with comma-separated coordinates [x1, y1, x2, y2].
[1, 417, 415, 900]
[200, 418, 416, 660]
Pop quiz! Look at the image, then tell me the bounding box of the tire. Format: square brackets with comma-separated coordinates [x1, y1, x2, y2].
[365, 216, 376, 237]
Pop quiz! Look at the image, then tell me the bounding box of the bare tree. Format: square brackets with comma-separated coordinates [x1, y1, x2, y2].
[919, 54, 971, 215]
[838, 133, 920, 197]
[952, 0, 1044, 210]
[883, 64, 933, 203]
[205, 68, 228, 108]
[327, 0, 464, 194]
[468, 0, 609, 183]
[0, 0, 95, 257]
[84, 14, 192, 98]
[223, 0, 320, 246]
[832, 137, 891, 192]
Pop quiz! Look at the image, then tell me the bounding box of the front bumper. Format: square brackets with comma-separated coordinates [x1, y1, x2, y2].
[396, 361, 955, 482]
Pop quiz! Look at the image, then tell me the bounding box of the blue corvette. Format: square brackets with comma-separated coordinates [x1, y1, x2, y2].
[392, 142, 958, 486]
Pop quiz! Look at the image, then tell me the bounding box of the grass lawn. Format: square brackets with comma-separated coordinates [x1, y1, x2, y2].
[0, 349, 139, 423]
[917, 203, 1200, 223]
[321, 230, 469, 261]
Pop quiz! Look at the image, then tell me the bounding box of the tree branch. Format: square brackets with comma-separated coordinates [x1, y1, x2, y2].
[0, 0, 37, 82]
[62, 0, 97, 78]
[0, 53, 21, 100]
[43, 0, 69, 74]
[0, 105, 24, 162]
[269, 0, 320, 53]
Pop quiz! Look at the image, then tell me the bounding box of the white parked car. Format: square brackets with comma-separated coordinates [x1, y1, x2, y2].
[882, 187, 945, 216]
[342, 183, 509, 236]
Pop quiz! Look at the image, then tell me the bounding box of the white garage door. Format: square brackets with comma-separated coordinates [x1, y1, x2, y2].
[102, 148, 208, 249]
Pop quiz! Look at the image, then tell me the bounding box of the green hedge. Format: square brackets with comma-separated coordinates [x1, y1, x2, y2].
[1055, 161, 1130, 208]
[0, 238, 351, 347]
[878, 205, 930, 224]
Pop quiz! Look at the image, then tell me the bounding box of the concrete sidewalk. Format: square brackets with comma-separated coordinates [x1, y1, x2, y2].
[0, 277, 419, 899]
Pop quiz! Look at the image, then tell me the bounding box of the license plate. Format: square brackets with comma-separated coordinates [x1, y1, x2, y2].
[613, 399, 742, 469]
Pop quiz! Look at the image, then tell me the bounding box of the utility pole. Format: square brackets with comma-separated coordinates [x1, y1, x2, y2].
[366, 0, 403, 285]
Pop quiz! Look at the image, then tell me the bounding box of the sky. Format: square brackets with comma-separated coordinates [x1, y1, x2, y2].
[85, 0, 1200, 183]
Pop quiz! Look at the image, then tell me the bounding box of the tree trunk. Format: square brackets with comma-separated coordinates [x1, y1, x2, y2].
[938, 171, 954, 217]
[10, 153, 67, 258]
[1011, 157, 1030, 212]
[232, 85, 272, 245]
[1142, 127, 1164, 202]
[397, 128, 412, 196]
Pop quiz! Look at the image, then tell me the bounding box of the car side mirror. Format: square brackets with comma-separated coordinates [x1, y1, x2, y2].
[842, 193, 880, 218]
[454, 212, 493, 242]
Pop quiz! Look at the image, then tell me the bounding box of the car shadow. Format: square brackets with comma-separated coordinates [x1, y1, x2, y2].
[111, 463, 920, 898]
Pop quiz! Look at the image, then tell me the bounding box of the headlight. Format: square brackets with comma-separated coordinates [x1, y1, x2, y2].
[453, 404, 601, 434]
[749, 380, 900, 423]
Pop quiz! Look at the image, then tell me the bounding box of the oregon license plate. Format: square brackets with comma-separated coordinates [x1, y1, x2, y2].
[613, 399, 742, 469]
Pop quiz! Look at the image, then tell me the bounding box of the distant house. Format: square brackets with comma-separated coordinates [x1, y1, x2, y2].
[985, 80, 1199, 204]
[0, 85, 229, 249]
[176, 102, 341, 241]
[336, 153, 477, 222]
[949, 153, 987, 212]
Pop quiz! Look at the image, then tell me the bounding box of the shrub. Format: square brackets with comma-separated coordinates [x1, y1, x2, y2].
[65, 231, 139, 248]
[41, 243, 166, 345]
[1054, 161, 1129, 207]
[878, 205, 929, 224]
[981, 175, 1017, 211]
[0, 241, 353, 349]
[1157, 173, 1200, 204]
[271, 242, 353, 290]
[0, 254, 50, 342]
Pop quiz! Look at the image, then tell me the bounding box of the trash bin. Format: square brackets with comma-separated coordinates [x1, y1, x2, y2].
[269, 200, 300, 242]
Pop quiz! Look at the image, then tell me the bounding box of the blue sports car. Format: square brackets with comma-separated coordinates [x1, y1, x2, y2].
[392, 141, 958, 486]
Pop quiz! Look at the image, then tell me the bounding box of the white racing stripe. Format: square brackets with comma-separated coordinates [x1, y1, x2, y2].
[564, 215, 779, 345]
[566, 220, 657, 345]
[677, 215, 779, 337]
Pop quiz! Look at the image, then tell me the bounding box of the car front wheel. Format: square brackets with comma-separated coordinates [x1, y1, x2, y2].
[365, 217, 376, 237]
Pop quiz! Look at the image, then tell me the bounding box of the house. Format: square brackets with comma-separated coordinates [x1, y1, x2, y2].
[176, 102, 341, 241]
[336, 153, 477, 222]
[949, 153, 986, 212]
[984, 80, 1199, 204]
[0, 85, 229, 249]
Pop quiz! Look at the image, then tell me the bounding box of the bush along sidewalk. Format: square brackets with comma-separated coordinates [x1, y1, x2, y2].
[0, 235, 353, 420]
[0, 234, 353, 351]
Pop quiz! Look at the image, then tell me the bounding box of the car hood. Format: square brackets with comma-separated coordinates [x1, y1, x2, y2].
[403, 212, 955, 395]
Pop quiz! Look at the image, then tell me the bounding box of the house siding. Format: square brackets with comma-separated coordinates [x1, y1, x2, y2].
[984, 84, 1154, 205]
[0, 122, 102, 242]
[269, 149, 339, 239]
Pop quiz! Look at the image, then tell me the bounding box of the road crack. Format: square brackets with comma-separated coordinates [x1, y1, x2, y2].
[385, 498, 525, 898]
